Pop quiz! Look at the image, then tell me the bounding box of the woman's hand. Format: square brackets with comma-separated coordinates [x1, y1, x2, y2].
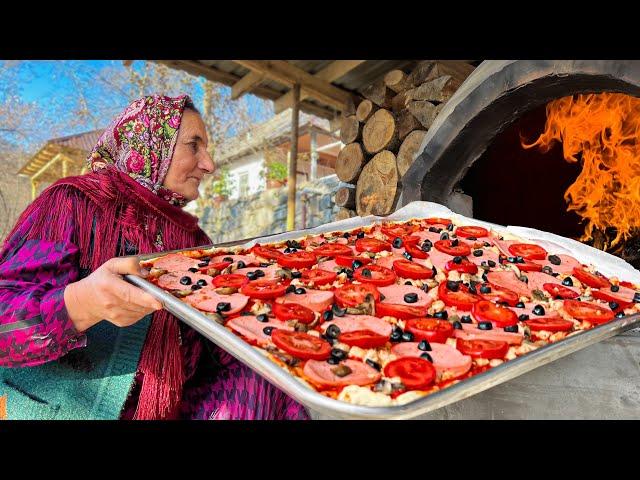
[64, 257, 163, 332]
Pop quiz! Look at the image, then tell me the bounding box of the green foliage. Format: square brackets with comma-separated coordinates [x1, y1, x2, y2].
[264, 160, 288, 182]
[210, 166, 233, 197]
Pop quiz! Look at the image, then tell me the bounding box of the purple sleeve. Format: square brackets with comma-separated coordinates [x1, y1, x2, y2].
[0, 209, 86, 367]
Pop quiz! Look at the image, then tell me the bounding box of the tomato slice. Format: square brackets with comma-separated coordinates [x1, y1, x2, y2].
[405, 318, 454, 343]
[203, 261, 232, 272]
[312, 243, 353, 257]
[438, 282, 481, 311]
[392, 259, 434, 280]
[507, 243, 547, 261]
[425, 217, 452, 226]
[252, 244, 283, 261]
[572, 267, 610, 289]
[271, 330, 331, 360]
[300, 269, 337, 286]
[444, 257, 478, 274]
[277, 251, 317, 269]
[335, 255, 371, 268]
[516, 261, 543, 272]
[563, 299, 615, 325]
[479, 282, 519, 306]
[339, 330, 389, 349]
[620, 281, 636, 289]
[334, 282, 380, 308]
[212, 273, 249, 289]
[240, 279, 288, 300]
[456, 339, 509, 359]
[353, 265, 397, 286]
[355, 238, 392, 253]
[375, 302, 429, 319]
[272, 302, 316, 324]
[526, 316, 574, 332]
[402, 235, 421, 245]
[543, 283, 579, 299]
[405, 243, 429, 259]
[434, 239, 471, 257]
[383, 357, 436, 390]
[456, 226, 489, 238]
[472, 300, 518, 327]
[381, 224, 417, 240]
[590, 289, 633, 310]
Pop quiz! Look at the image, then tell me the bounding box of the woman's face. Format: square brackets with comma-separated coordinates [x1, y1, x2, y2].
[163, 109, 215, 201]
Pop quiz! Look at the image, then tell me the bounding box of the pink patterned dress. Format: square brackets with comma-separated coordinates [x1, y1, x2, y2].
[0, 184, 309, 421]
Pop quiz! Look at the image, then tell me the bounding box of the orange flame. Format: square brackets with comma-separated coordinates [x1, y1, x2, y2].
[522, 92, 640, 249]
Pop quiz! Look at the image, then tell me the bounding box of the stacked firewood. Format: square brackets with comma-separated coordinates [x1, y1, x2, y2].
[334, 60, 475, 220]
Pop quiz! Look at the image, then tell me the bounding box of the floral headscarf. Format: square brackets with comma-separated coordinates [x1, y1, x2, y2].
[88, 94, 191, 206]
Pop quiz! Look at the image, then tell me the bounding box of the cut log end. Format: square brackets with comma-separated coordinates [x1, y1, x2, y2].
[340, 115, 361, 144]
[356, 99, 378, 123]
[362, 109, 399, 155]
[384, 69, 410, 93]
[356, 150, 398, 216]
[334, 185, 357, 209]
[397, 130, 427, 178]
[335, 208, 357, 221]
[336, 142, 366, 184]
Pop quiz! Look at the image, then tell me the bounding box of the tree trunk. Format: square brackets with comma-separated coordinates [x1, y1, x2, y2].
[406, 75, 461, 104]
[396, 110, 422, 141]
[340, 115, 361, 144]
[356, 150, 398, 216]
[336, 142, 367, 184]
[397, 130, 427, 178]
[336, 207, 357, 221]
[406, 101, 443, 129]
[356, 99, 378, 123]
[334, 185, 357, 209]
[361, 79, 394, 108]
[384, 69, 410, 93]
[362, 109, 399, 154]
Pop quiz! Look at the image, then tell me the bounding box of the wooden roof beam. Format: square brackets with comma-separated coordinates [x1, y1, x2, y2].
[231, 71, 265, 100]
[274, 60, 365, 114]
[233, 60, 353, 111]
[156, 59, 336, 119]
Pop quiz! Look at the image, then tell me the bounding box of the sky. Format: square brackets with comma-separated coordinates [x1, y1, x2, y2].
[7, 60, 272, 152]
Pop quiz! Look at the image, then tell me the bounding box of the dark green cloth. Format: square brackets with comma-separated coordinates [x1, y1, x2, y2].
[0, 316, 150, 420]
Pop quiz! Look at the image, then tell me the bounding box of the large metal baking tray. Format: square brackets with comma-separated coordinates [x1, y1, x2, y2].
[124, 202, 640, 419]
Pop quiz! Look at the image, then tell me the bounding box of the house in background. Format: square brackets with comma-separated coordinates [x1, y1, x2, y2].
[214, 109, 341, 200]
[17, 129, 104, 199]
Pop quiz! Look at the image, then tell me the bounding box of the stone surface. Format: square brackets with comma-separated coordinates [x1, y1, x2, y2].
[199, 175, 345, 244]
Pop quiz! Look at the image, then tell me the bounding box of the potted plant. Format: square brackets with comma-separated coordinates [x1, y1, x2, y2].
[264, 159, 288, 189]
[209, 166, 233, 204]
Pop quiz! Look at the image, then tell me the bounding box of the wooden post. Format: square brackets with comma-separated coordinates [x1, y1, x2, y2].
[62, 157, 69, 178]
[310, 128, 318, 181]
[30, 179, 37, 200]
[287, 84, 301, 231]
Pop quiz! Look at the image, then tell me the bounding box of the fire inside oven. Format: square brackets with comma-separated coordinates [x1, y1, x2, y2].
[459, 92, 640, 269]
[400, 61, 640, 271]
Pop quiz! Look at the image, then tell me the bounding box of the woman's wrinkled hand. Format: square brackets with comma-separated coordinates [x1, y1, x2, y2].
[64, 257, 163, 332]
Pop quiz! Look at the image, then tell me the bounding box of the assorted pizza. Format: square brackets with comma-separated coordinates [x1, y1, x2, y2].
[140, 217, 640, 407]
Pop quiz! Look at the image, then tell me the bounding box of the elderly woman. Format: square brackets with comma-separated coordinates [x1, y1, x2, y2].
[0, 95, 309, 420]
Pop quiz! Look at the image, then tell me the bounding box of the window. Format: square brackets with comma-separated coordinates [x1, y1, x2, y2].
[238, 172, 249, 197]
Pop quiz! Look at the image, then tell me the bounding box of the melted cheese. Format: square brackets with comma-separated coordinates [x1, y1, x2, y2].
[338, 385, 393, 407]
